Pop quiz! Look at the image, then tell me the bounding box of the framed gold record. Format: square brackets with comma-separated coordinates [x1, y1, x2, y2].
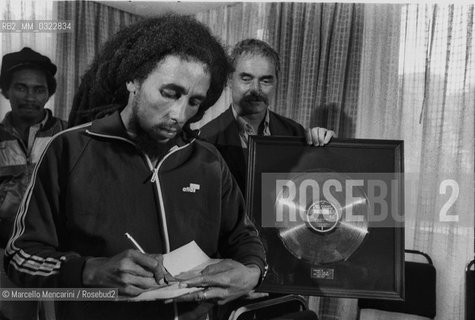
[247, 136, 404, 300]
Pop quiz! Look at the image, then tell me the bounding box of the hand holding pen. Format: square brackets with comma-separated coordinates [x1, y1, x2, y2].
[125, 232, 175, 286]
[80, 233, 172, 296]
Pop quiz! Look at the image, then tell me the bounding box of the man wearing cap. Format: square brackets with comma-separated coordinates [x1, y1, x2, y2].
[0, 47, 66, 320]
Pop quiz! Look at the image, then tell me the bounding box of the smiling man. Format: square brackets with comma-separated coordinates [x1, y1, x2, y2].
[200, 39, 335, 194]
[230, 52, 276, 119]
[4, 16, 265, 320]
[0, 47, 66, 320]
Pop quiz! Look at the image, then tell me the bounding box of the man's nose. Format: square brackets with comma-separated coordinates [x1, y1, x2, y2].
[250, 79, 262, 93]
[24, 88, 37, 101]
[169, 99, 188, 123]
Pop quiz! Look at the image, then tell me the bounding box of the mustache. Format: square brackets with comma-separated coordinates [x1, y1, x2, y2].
[242, 91, 268, 105]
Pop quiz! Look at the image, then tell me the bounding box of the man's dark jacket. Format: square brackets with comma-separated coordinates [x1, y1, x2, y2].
[199, 106, 305, 194]
[5, 112, 266, 320]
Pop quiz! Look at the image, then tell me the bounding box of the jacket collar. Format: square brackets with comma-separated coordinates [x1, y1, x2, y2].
[89, 110, 130, 140]
[214, 106, 243, 147]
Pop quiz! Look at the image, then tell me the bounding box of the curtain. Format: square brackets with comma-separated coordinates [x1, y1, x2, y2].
[194, 2, 272, 127]
[194, 3, 363, 139]
[267, 4, 364, 318]
[0, 0, 56, 120]
[267, 3, 364, 137]
[357, 4, 474, 319]
[53, 0, 140, 121]
[196, 3, 364, 319]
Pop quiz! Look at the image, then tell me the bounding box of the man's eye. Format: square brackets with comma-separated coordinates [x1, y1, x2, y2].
[241, 76, 252, 82]
[161, 88, 178, 99]
[14, 85, 26, 92]
[189, 99, 202, 108]
[261, 79, 273, 85]
[35, 87, 47, 94]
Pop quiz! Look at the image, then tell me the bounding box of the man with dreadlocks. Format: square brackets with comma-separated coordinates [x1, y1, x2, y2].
[5, 15, 266, 320]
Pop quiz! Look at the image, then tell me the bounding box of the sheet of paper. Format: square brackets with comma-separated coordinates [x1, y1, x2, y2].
[122, 283, 203, 302]
[162, 241, 211, 276]
[120, 241, 222, 301]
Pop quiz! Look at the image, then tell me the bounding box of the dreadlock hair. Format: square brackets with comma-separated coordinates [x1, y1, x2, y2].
[230, 39, 280, 78]
[68, 14, 232, 128]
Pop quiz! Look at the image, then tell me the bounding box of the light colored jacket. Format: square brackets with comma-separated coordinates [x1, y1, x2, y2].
[0, 109, 65, 246]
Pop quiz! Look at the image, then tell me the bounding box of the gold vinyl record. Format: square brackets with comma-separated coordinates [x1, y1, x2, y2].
[275, 172, 369, 265]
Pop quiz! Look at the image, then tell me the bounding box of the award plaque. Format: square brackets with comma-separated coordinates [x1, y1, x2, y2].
[247, 136, 404, 300]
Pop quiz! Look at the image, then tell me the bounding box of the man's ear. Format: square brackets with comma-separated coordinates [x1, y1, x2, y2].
[126, 80, 139, 95]
[226, 74, 234, 88]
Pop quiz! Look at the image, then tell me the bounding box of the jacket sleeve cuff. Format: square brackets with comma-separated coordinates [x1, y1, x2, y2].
[58, 256, 87, 288]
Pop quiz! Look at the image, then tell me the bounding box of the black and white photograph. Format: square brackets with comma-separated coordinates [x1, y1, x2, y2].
[0, 1, 473, 320]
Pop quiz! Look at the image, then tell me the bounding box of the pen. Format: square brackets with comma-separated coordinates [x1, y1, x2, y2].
[125, 232, 170, 286]
[125, 232, 146, 253]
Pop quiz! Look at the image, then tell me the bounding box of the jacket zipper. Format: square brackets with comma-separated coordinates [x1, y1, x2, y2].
[87, 130, 193, 320]
[146, 144, 186, 253]
[146, 144, 193, 320]
[85, 130, 195, 252]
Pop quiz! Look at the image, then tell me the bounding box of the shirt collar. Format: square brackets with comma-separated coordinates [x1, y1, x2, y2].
[231, 105, 271, 149]
[38, 109, 49, 128]
[231, 105, 271, 136]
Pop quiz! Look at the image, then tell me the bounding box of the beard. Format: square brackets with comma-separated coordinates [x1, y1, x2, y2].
[129, 96, 177, 160]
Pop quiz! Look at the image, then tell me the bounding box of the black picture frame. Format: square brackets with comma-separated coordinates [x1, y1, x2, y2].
[246, 136, 404, 300]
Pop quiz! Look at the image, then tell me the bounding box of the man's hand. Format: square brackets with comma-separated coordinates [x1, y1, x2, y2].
[173, 259, 261, 305]
[82, 249, 169, 296]
[306, 127, 335, 146]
